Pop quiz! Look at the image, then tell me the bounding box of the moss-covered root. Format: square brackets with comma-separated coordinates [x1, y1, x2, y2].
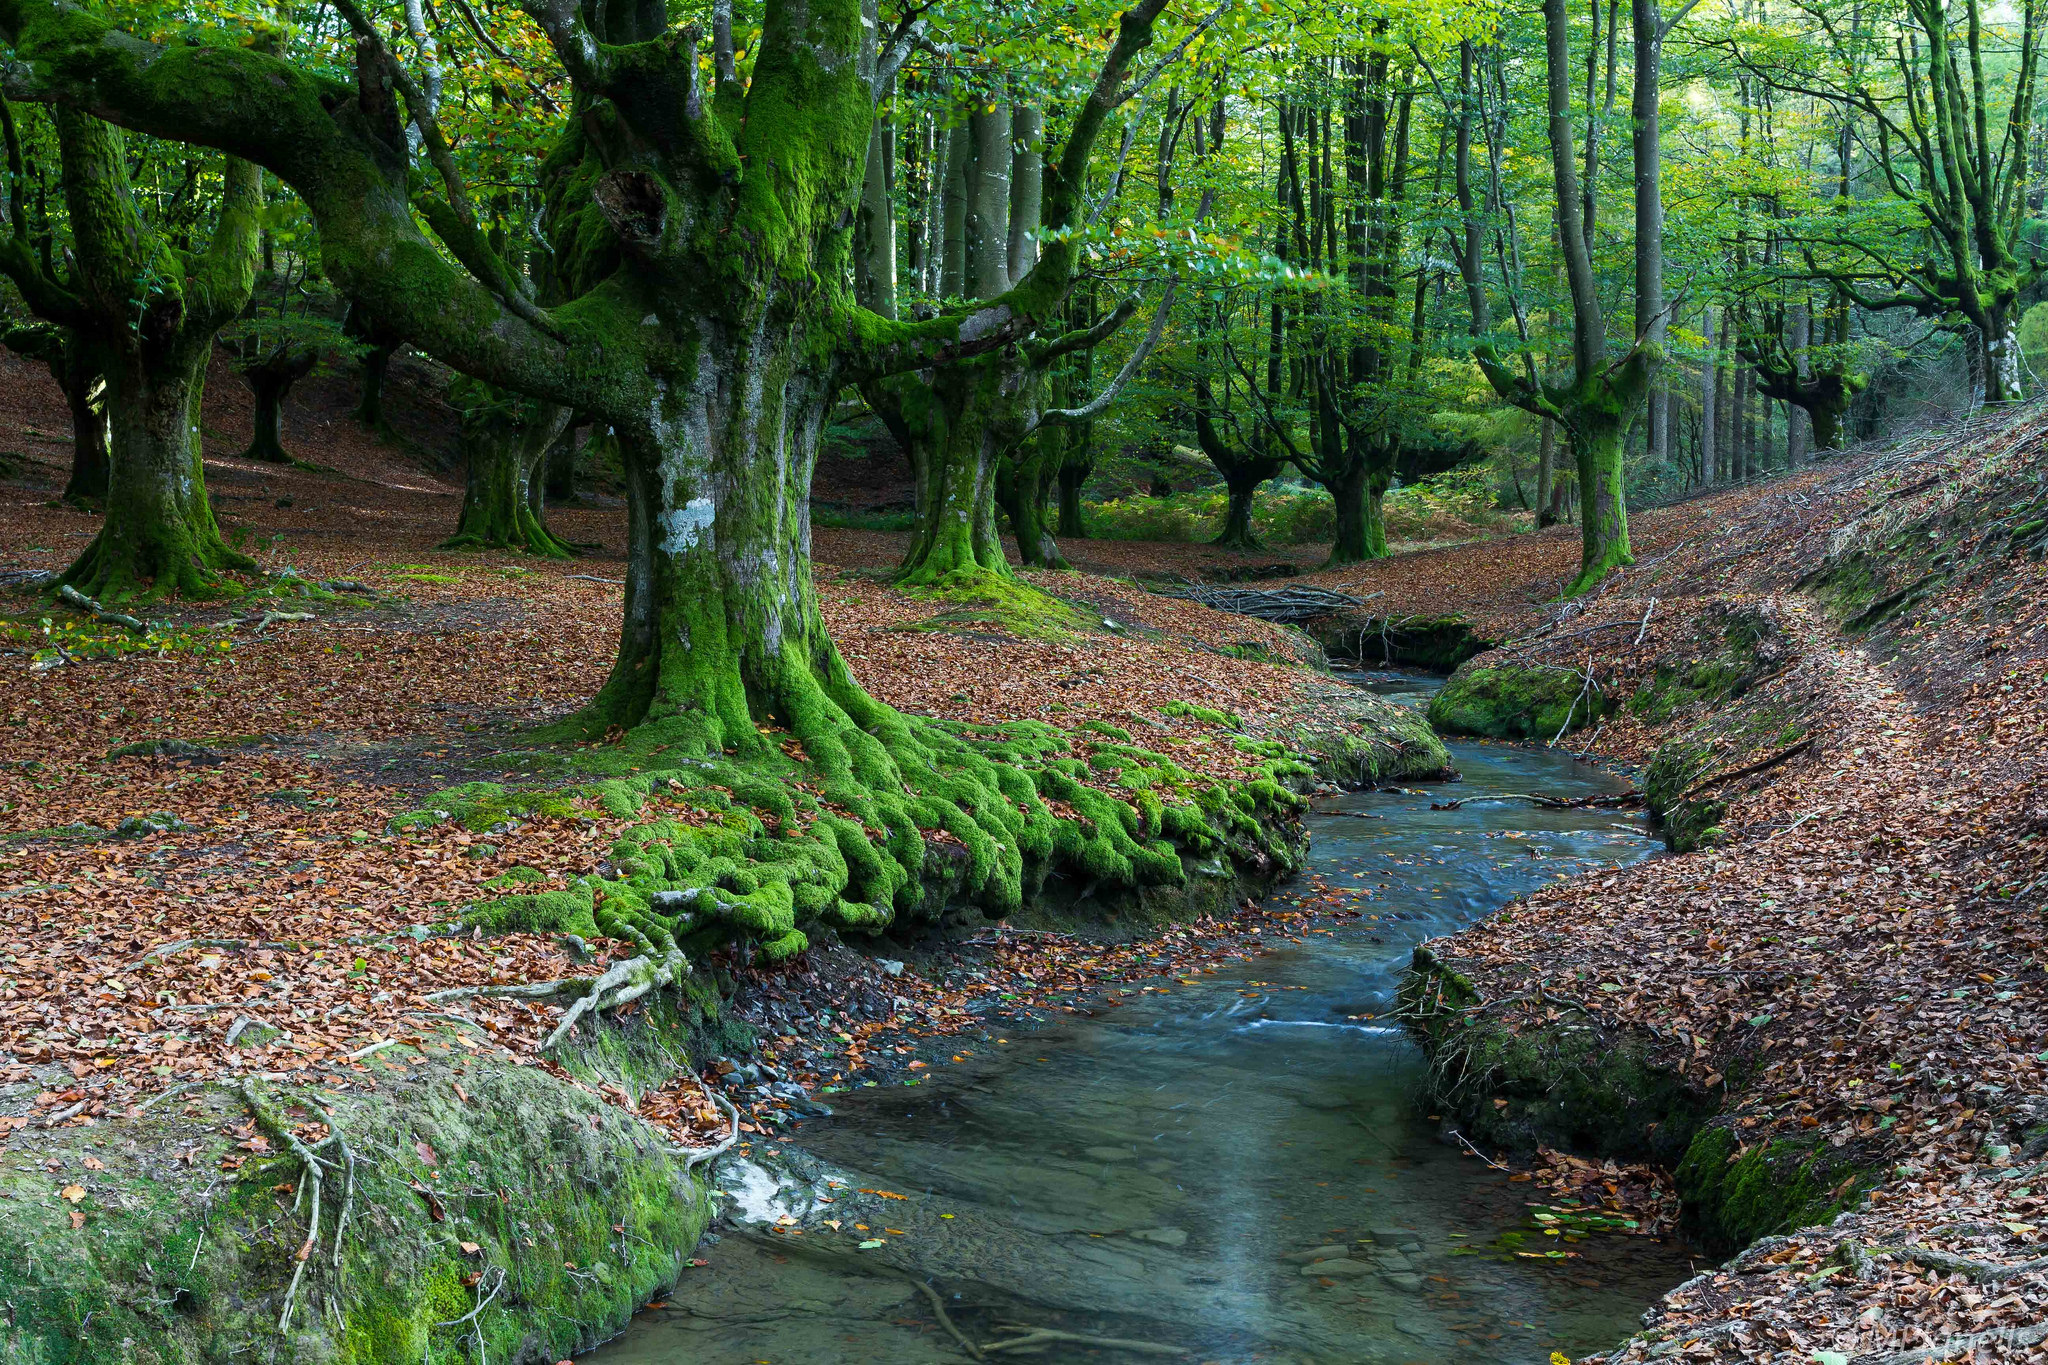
[425, 697, 1311, 971]
[1427, 657, 1607, 741]
[0, 1053, 713, 1365]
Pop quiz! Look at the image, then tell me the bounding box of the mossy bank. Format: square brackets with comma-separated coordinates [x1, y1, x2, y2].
[0, 995, 729, 1365]
[1401, 949, 1887, 1257]
[0, 684, 1446, 1362]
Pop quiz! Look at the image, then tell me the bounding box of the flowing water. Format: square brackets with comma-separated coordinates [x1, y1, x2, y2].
[594, 673, 1695, 1364]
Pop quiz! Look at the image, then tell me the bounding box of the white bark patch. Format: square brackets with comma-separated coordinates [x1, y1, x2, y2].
[660, 497, 718, 555]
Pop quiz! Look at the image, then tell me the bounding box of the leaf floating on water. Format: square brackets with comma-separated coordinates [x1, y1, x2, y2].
[857, 1239, 885, 1250]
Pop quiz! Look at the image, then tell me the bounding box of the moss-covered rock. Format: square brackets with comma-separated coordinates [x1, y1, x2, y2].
[1427, 660, 1608, 741]
[1400, 949, 1713, 1167]
[0, 1041, 713, 1365]
[1310, 610, 1492, 671]
[1402, 949, 1887, 1260]
[1278, 678, 1454, 787]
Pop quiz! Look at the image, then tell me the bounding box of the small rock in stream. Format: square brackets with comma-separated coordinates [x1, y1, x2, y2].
[1129, 1227, 1187, 1247]
[1282, 1244, 1350, 1265]
[1299, 1258, 1374, 1280]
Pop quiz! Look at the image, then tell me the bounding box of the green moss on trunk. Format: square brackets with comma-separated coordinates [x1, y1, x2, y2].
[444, 391, 574, 557]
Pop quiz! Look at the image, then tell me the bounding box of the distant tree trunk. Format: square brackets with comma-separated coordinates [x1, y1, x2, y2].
[940, 123, 968, 297]
[544, 416, 582, 502]
[1057, 458, 1088, 538]
[1698, 311, 1717, 482]
[1714, 329, 1733, 481]
[965, 106, 1013, 298]
[240, 348, 318, 464]
[854, 102, 898, 320]
[445, 400, 576, 557]
[52, 333, 110, 504]
[63, 362, 109, 503]
[52, 114, 261, 602]
[1787, 301, 1811, 465]
[1007, 106, 1043, 283]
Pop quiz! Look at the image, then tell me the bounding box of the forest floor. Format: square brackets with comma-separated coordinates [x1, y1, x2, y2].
[0, 352, 1429, 1156]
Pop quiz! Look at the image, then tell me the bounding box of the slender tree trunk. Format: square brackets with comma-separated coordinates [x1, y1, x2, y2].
[1007, 106, 1043, 283]
[940, 124, 968, 298]
[855, 107, 897, 320]
[544, 416, 581, 502]
[964, 106, 1012, 298]
[62, 359, 109, 504]
[1057, 457, 1088, 538]
[1536, 417, 1557, 526]
[1699, 308, 1716, 483]
[1787, 303, 1810, 466]
[245, 372, 290, 464]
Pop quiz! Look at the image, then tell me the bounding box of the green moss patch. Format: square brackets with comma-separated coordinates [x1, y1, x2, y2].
[1427, 660, 1608, 741]
[0, 1046, 713, 1365]
[1673, 1124, 1886, 1253]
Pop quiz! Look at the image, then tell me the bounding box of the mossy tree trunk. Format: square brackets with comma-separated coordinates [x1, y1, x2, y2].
[69, 339, 255, 597]
[1056, 449, 1090, 538]
[877, 361, 1021, 586]
[875, 87, 1146, 590]
[1319, 441, 1394, 566]
[30, 110, 262, 601]
[997, 426, 1069, 569]
[1192, 377, 1284, 553]
[238, 346, 318, 464]
[1468, 0, 1656, 597]
[2, 323, 109, 503]
[543, 415, 582, 503]
[445, 398, 575, 557]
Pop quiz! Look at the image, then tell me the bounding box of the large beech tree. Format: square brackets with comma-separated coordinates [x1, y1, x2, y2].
[0, 101, 259, 598]
[1459, 0, 1669, 596]
[0, 0, 1211, 959]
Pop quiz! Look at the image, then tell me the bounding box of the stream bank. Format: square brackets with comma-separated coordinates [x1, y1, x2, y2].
[589, 698, 1697, 1364]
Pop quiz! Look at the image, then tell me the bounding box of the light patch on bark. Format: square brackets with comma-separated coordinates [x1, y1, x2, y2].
[660, 497, 717, 554]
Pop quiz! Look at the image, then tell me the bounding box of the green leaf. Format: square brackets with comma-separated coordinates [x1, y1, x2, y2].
[857, 1239, 885, 1249]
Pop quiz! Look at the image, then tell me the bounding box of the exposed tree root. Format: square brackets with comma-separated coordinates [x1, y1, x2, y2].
[684, 1083, 742, 1171]
[234, 1079, 356, 1335]
[1858, 1240, 2048, 1284]
[912, 1280, 986, 1362]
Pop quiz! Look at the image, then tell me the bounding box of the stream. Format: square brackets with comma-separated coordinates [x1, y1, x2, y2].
[593, 673, 1695, 1363]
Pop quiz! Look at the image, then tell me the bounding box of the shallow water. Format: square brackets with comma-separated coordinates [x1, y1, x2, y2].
[595, 674, 1694, 1363]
